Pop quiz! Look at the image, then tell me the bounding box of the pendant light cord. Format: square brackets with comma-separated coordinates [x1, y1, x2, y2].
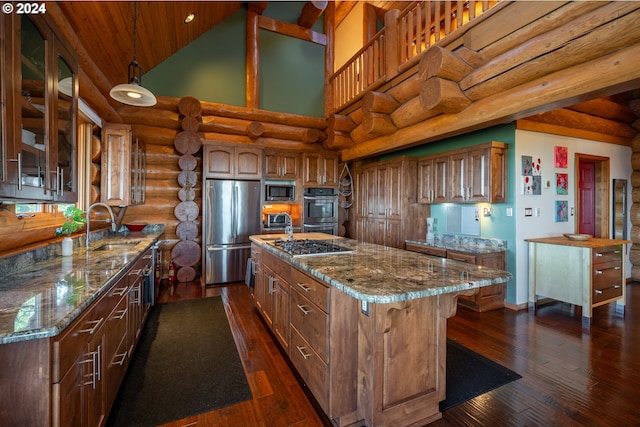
[132, 0, 138, 63]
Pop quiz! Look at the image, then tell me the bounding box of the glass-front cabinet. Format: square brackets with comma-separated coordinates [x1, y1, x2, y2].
[0, 14, 78, 202]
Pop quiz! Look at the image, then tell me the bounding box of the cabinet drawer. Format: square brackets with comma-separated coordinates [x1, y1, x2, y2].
[447, 250, 477, 264]
[290, 268, 329, 313]
[290, 327, 329, 411]
[592, 263, 623, 304]
[127, 253, 151, 286]
[263, 250, 291, 283]
[291, 288, 329, 362]
[405, 243, 447, 258]
[593, 245, 623, 264]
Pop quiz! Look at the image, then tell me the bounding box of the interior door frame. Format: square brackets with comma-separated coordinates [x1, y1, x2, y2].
[574, 153, 610, 238]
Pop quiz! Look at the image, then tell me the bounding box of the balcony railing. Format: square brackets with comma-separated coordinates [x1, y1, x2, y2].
[328, 0, 499, 112]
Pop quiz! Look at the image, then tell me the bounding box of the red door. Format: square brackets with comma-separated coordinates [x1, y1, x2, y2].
[578, 161, 596, 235]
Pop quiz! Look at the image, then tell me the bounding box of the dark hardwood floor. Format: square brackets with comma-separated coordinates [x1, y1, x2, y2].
[155, 280, 640, 427]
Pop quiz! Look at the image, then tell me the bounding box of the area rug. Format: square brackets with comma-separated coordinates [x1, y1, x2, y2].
[107, 297, 252, 427]
[440, 339, 521, 412]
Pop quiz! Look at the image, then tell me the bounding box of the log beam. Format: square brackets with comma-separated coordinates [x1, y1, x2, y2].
[362, 91, 400, 114]
[419, 77, 471, 113]
[418, 46, 473, 82]
[298, 1, 327, 28]
[340, 42, 640, 161]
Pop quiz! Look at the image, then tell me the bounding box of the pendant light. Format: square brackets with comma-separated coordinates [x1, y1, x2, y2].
[109, 1, 157, 106]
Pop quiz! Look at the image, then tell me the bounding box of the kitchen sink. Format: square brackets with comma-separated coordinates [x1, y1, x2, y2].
[92, 242, 140, 251]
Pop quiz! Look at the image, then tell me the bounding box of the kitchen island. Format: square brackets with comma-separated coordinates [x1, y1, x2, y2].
[250, 233, 512, 427]
[526, 236, 631, 328]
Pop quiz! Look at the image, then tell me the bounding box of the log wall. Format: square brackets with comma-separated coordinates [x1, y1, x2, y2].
[117, 96, 328, 279]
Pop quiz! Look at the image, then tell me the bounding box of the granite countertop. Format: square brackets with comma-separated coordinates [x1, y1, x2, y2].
[0, 228, 163, 345]
[525, 235, 632, 248]
[251, 234, 512, 304]
[405, 234, 507, 255]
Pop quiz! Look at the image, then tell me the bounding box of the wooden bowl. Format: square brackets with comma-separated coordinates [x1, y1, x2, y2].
[125, 223, 147, 232]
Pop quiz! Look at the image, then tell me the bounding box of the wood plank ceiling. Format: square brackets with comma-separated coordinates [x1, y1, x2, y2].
[56, 1, 636, 144]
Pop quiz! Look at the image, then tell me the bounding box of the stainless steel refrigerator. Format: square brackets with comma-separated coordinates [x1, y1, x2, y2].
[204, 179, 261, 285]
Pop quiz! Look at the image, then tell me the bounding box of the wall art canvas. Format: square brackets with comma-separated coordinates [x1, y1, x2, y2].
[521, 155, 532, 175]
[555, 146, 568, 168]
[556, 173, 568, 195]
[521, 156, 542, 194]
[555, 200, 568, 222]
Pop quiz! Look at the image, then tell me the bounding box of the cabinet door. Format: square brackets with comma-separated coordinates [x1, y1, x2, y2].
[386, 162, 403, 220]
[264, 150, 299, 179]
[15, 16, 51, 200]
[364, 166, 377, 217]
[303, 152, 338, 187]
[235, 147, 262, 179]
[53, 352, 85, 427]
[101, 124, 131, 206]
[448, 152, 467, 202]
[204, 146, 234, 178]
[491, 146, 507, 203]
[84, 334, 105, 427]
[52, 45, 78, 202]
[261, 266, 275, 328]
[432, 156, 448, 203]
[467, 147, 489, 202]
[417, 159, 434, 203]
[302, 152, 322, 186]
[322, 154, 339, 187]
[273, 279, 290, 351]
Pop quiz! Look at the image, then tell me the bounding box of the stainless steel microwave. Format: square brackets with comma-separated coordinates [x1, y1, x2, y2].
[264, 181, 295, 201]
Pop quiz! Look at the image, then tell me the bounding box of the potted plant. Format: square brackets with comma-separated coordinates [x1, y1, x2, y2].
[55, 206, 86, 256]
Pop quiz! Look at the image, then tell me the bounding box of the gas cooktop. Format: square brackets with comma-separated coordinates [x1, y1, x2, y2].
[270, 239, 354, 257]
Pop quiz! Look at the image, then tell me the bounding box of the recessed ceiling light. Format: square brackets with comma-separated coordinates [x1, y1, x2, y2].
[184, 13, 195, 24]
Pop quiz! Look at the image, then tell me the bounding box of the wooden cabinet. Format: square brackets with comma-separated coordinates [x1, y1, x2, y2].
[204, 144, 262, 179]
[102, 123, 146, 207]
[352, 157, 417, 249]
[417, 141, 507, 204]
[0, 14, 78, 202]
[417, 156, 447, 203]
[527, 237, 628, 324]
[264, 149, 299, 179]
[302, 151, 338, 187]
[258, 250, 291, 350]
[405, 242, 506, 312]
[253, 249, 358, 421]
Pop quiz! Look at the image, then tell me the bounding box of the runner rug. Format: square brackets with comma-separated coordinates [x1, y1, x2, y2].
[107, 297, 252, 427]
[441, 339, 521, 411]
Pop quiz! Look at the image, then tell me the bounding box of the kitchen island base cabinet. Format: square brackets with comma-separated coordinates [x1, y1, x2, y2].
[357, 293, 463, 427]
[253, 242, 475, 427]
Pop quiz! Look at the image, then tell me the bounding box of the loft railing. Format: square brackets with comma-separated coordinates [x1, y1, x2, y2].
[328, 0, 499, 112]
[330, 29, 386, 114]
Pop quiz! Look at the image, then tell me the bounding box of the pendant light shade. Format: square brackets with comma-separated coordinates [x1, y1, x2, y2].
[110, 2, 156, 107]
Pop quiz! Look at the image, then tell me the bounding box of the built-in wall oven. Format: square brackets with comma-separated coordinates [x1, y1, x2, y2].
[303, 187, 338, 235]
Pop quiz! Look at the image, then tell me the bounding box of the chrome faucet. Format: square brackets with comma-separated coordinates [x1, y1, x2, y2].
[276, 212, 294, 241]
[85, 202, 117, 247]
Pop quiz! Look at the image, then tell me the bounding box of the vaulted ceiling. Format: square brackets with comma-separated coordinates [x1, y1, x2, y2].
[54, 1, 637, 145]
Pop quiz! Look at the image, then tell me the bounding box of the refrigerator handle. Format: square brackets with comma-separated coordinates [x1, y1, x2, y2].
[233, 184, 238, 240]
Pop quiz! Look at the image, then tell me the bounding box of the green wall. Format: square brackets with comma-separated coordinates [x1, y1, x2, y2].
[384, 124, 519, 304]
[143, 2, 324, 117]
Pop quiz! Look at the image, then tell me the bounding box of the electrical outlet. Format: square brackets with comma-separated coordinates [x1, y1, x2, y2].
[483, 207, 492, 217]
[535, 207, 541, 217]
[506, 207, 513, 217]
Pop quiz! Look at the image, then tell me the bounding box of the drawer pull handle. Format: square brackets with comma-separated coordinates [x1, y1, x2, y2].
[595, 266, 621, 274]
[112, 286, 128, 297]
[450, 257, 466, 262]
[297, 283, 311, 292]
[297, 304, 311, 315]
[113, 308, 128, 320]
[594, 253, 603, 257]
[112, 351, 128, 366]
[594, 285, 621, 295]
[78, 319, 103, 334]
[129, 269, 142, 276]
[143, 254, 152, 260]
[296, 345, 311, 360]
